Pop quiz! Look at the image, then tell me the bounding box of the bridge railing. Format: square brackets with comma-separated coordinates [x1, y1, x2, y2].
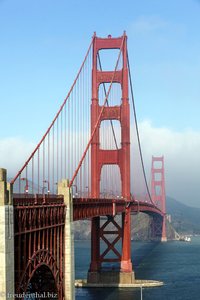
[13, 193, 64, 206]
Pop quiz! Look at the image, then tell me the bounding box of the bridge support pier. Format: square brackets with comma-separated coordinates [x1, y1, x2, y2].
[87, 270, 135, 284]
[0, 168, 15, 300]
[58, 180, 75, 300]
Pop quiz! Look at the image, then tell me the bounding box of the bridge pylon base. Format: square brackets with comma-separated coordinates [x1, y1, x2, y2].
[161, 237, 167, 242]
[87, 270, 135, 284]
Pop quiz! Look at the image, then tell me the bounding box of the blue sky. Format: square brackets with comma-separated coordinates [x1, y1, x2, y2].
[0, 0, 200, 206]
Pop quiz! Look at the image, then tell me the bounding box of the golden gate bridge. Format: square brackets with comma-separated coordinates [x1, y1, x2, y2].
[0, 32, 166, 300]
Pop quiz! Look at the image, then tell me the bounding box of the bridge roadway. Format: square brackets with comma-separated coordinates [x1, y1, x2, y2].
[12, 193, 163, 220]
[73, 197, 164, 220]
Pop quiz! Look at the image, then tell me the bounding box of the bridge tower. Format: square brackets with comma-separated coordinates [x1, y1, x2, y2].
[88, 33, 134, 284]
[151, 156, 167, 242]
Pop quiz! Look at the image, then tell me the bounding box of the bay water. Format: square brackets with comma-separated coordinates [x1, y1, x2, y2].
[75, 237, 200, 300]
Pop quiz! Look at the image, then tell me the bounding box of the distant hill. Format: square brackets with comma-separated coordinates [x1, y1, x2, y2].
[166, 196, 200, 234]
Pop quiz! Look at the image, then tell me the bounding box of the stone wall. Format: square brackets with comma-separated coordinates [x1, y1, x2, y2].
[0, 168, 15, 299]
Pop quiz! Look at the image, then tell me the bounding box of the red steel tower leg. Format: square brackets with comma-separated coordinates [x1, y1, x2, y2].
[88, 33, 134, 284]
[151, 156, 167, 242]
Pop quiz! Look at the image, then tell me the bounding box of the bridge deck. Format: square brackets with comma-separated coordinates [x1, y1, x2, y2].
[13, 194, 163, 221]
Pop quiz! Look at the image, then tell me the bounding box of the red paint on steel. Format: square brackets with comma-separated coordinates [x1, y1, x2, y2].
[89, 32, 133, 273]
[72, 197, 163, 220]
[13, 194, 66, 298]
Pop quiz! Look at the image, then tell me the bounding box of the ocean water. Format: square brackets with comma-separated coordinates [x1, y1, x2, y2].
[75, 237, 200, 300]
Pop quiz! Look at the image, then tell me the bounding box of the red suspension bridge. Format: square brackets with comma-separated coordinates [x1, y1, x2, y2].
[0, 32, 167, 300]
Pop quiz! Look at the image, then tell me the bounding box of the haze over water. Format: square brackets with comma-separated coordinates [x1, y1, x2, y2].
[75, 237, 200, 300]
